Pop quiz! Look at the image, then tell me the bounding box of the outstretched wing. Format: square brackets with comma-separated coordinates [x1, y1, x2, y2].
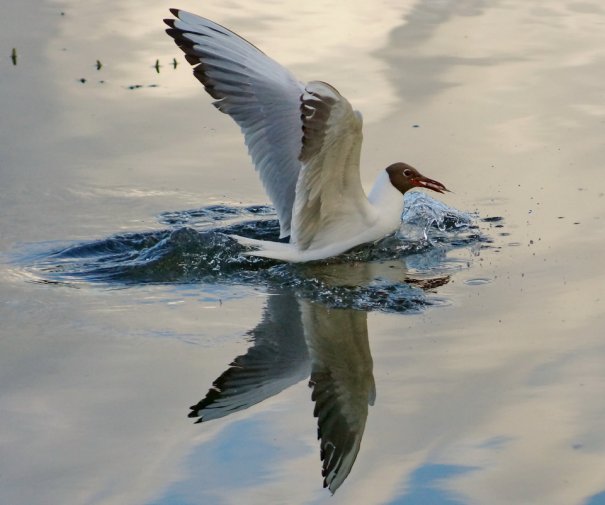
[165, 10, 305, 238]
[292, 81, 375, 250]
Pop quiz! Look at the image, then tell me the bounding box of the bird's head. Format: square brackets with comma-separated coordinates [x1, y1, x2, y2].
[386, 162, 449, 195]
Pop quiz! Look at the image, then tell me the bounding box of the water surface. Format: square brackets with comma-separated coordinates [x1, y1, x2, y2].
[1, 1, 604, 504]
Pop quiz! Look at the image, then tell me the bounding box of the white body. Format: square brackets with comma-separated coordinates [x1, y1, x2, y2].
[233, 170, 404, 261]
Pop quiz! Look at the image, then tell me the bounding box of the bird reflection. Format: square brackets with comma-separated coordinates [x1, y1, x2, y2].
[189, 261, 450, 492]
[189, 291, 372, 492]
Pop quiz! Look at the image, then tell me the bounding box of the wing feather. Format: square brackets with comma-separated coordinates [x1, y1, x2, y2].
[165, 10, 305, 238]
[291, 82, 374, 251]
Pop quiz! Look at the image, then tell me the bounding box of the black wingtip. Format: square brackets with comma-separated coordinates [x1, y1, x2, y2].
[165, 28, 197, 53]
[165, 27, 177, 39]
[185, 54, 199, 65]
[169, 8, 180, 17]
[163, 18, 175, 28]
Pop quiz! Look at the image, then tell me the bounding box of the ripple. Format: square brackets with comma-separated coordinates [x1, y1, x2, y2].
[13, 195, 496, 313]
[464, 278, 491, 286]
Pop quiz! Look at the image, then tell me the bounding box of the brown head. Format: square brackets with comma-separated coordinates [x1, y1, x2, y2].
[386, 162, 449, 195]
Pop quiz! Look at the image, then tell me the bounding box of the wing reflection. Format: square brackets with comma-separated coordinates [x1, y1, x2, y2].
[301, 300, 373, 493]
[189, 292, 310, 422]
[189, 261, 450, 492]
[189, 291, 373, 492]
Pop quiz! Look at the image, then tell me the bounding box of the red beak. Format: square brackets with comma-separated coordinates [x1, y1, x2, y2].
[412, 176, 450, 194]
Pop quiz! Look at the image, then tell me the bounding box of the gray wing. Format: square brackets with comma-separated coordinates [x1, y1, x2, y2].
[189, 292, 310, 423]
[292, 81, 375, 250]
[300, 300, 375, 493]
[165, 10, 305, 238]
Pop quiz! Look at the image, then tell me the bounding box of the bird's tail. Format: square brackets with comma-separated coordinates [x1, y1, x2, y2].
[229, 235, 298, 261]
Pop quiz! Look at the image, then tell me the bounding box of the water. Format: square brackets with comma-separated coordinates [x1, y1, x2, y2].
[1, 1, 605, 504]
[15, 194, 484, 313]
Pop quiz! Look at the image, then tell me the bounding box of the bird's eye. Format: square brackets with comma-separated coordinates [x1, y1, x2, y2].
[403, 169, 412, 177]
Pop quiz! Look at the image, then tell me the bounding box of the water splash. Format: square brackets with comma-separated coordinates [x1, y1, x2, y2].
[13, 196, 495, 313]
[402, 191, 475, 238]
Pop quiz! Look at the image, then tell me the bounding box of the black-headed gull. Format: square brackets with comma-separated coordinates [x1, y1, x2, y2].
[165, 10, 449, 262]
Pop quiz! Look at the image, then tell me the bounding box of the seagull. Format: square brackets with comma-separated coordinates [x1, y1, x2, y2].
[164, 9, 449, 262]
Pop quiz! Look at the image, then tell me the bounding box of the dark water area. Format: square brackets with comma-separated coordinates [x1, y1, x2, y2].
[16, 195, 490, 313]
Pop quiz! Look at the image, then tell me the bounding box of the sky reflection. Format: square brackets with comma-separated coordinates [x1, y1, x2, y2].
[1, 0, 605, 504]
